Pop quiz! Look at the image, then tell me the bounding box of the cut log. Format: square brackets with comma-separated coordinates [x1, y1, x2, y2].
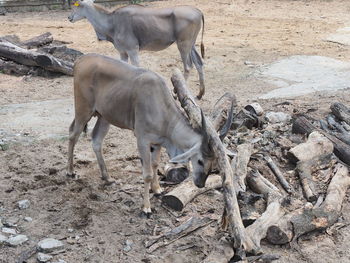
[162, 175, 222, 211]
[330, 102, 350, 126]
[22, 32, 53, 49]
[231, 143, 254, 193]
[263, 154, 293, 194]
[171, 68, 258, 255]
[288, 131, 334, 163]
[292, 116, 350, 166]
[0, 39, 73, 75]
[266, 164, 350, 244]
[245, 170, 284, 250]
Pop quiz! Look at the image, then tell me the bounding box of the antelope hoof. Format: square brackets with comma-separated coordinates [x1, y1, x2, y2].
[140, 209, 152, 219]
[66, 172, 79, 179]
[102, 177, 116, 186]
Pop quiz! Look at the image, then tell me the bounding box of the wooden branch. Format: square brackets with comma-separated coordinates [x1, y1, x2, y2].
[245, 170, 284, 250]
[22, 32, 53, 49]
[330, 102, 350, 126]
[145, 216, 214, 252]
[263, 154, 293, 194]
[231, 143, 253, 192]
[209, 92, 236, 131]
[292, 116, 350, 165]
[0, 39, 73, 75]
[288, 131, 334, 163]
[162, 175, 222, 211]
[266, 164, 350, 244]
[171, 68, 257, 255]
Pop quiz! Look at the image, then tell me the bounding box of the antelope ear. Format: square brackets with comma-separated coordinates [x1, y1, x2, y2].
[170, 144, 200, 164]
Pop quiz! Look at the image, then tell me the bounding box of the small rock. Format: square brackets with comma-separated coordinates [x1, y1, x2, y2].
[6, 235, 28, 246]
[37, 252, 53, 262]
[0, 234, 7, 244]
[67, 228, 74, 233]
[123, 239, 133, 252]
[18, 199, 30, 210]
[0, 218, 3, 228]
[24, 217, 33, 222]
[265, 112, 291, 124]
[38, 238, 64, 253]
[2, 227, 17, 235]
[3, 217, 19, 227]
[51, 260, 66, 263]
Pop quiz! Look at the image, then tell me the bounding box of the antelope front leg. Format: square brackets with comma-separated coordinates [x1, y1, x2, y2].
[137, 140, 153, 218]
[151, 145, 162, 196]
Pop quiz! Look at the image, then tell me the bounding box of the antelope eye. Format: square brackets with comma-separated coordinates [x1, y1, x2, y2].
[198, 160, 204, 166]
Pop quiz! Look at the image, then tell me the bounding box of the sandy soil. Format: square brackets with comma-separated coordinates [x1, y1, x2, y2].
[1, 0, 350, 262]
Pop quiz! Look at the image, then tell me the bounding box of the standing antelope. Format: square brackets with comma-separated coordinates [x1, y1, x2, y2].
[67, 54, 216, 217]
[68, 0, 206, 99]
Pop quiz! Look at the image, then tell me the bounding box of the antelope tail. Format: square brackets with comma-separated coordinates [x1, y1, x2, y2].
[200, 14, 205, 59]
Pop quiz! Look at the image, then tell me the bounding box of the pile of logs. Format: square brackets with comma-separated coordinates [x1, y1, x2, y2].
[153, 77, 350, 263]
[0, 32, 83, 77]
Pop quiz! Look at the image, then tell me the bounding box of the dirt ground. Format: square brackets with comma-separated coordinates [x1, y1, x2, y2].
[1, 0, 350, 262]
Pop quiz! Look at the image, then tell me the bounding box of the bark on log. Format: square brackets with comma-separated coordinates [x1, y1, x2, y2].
[330, 102, 350, 126]
[232, 143, 254, 193]
[22, 32, 53, 49]
[288, 131, 334, 163]
[171, 68, 258, 255]
[266, 164, 350, 244]
[246, 170, 284, 250]
[162, 175, 222, 211]
[0, 39, 73, 75]
[264, 154, 293, 194]
[292, 116, 350, 166]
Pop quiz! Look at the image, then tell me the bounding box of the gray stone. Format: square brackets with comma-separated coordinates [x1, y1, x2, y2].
[38, 238, 64, 252]
[2, 227, 17, 235]
[6, 235, 28, 246]
[3, 217, 19, 227]
[123, 239, 133, 252]
[37, 252, 53, 262]
[0, 234, 7, 244]
[24, 217, 33, 222]
[265, 112, 291, 124]
[18, 199, 30, 210]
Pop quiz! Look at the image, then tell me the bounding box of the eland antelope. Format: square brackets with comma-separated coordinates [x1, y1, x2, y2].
[68, 0, 206, 99]
[66, 54, 221, 217]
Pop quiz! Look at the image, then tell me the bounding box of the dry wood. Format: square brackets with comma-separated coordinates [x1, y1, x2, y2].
[201, 238, 235, 263]
[22, 32, 53, 49]
[171, 68, 258, 255]
[162, 175, 222, 211]
[288, 131, 334, 163]
[292, 116, 350, 165]
[231, 143, 254, 192]
[145, 216, 214, 252]
[0, 39, 73, 75]
[330, 102, 350, 126]
[263, 154, 293, 194]
[266, 164, 350, 244]
[245, 170, 284, 250]
[209, 92, 236, 132]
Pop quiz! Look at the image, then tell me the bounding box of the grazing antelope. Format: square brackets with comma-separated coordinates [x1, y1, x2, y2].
[67, 54, 219, 217]
[68, 0, 206, 99]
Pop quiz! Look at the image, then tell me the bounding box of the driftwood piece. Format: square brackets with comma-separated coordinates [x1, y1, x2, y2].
[266, 164, 350, 244]
[292, 116, 350, 165]
[330, 102, 350, 126]
[22, 32, 53, 49]
[0, 39, 73, 75]
[145, 216, 214, 252]
[201, 238, 235, 263]
[245, 170, 284, 250]
[209, 92, 237, 132]
[162, 175, 222, 211]
[232, 143, 254, 193]
[171, 68, 257, 255]
[263, 154, 292, 194]
[288, 131, 334, 163]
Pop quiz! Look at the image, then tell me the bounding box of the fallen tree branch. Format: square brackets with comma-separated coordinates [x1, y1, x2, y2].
[145, 216, 214, 252]
[22, 32, 53, 49]
[330, 102, 350, 126]
[162, 175, 222, 211]
[171, 68, 257, 255]
[232, 143, 253, 192]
